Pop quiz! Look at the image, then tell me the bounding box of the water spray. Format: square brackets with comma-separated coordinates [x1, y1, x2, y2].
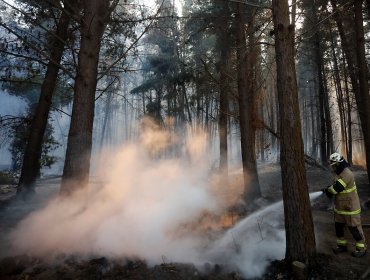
[202, 190, 324, 278]
[309, 191, 324, 200]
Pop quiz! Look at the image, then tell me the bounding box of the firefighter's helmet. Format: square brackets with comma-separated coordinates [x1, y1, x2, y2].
[329, 152, 343, 165]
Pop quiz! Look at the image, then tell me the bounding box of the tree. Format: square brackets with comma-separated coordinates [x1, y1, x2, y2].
[9, 115, 59, 174]
[297, 0, 333, 163]
[16, 0, 79, 197]
[131, 0, 182, 124]
[331, 0, 370, 183]
[272, 0, 316, 263]
[354, 0, 370, 184]
[235, 2, 261, 204]
[214, 0, 230, 175]
[60, 0, 114, 195]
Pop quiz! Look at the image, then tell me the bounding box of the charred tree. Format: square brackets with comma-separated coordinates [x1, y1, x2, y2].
[272, 0, 316, 264]
[16, 1, 78, 198]
[60, 0, 112, 195]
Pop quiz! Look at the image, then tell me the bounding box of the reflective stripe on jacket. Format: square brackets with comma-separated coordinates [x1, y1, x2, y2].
[328, 168, 361, 215]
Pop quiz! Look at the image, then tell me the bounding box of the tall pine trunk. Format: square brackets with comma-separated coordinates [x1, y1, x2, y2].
[60, 0, 111, 195]
[17, 3, 76, 197]
[218, 48, 229, 174]
[235, 3, 261, 204]
[272, 0, 316, 263]
[343, 64, 353, 164]
[215, 0, 230, 176]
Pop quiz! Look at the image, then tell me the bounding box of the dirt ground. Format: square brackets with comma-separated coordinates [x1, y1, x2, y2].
[0, 163, 369, 280]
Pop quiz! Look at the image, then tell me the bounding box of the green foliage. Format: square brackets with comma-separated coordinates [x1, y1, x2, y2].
[0, 0, 75, 109]
[131, 78, 162, 94]
[9, 115, 60, 173]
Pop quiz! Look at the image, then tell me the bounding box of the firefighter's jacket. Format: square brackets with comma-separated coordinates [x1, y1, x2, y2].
[328, 167, 361, 216]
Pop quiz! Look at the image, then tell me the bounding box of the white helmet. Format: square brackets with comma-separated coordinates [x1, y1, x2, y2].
[329, 152, 343, 165]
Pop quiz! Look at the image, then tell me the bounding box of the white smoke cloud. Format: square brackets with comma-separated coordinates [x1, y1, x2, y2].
[9, 120, 220, 260]
[7, 119, 322, 278]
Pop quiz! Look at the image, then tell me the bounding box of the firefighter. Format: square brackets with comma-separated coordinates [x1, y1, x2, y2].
[322, 152, 367, 257]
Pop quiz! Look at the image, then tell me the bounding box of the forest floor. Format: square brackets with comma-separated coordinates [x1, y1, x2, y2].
[0, 162, 369, 280]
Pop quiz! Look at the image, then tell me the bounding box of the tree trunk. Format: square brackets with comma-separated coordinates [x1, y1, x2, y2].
[60, 0, 111, 195]
[182, 82, 193, 125]
[329, 25, 348, 160]
[331, 0, 370, 182]
[218, 50, 228, 174]
[272, 0, 316, 263]
[99, 90, 114, 150]
[215, 0, 230, 175]
[317, 41, 327, 163]
[305, 0, 332, 163]
[343, 63, 353, 164]
[17, 3, 76, 197]
[310, 90, 318, 158]
[235, 2, 261, 203]
[354, 0, 370, 183]
[322, 65, 333, 155]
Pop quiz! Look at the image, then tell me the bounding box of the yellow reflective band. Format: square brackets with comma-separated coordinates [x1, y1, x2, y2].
[337, 239, 347, 245]
[337, 178, 347, 188]
[334, 208, 361, 215]
[340, 184, 357, 194]
[356, 243, 366, 249]
[328, 186, 337, 194]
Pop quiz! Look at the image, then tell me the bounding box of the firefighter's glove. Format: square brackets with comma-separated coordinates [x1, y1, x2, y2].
[321, 187, 333, 199]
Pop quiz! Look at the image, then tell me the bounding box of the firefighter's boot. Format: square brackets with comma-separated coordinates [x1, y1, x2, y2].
[352, 242, 367, 257]
[351, 249, 366, 257]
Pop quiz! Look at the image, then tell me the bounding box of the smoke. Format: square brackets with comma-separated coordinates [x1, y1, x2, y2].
[7, 118, 323, 278]
[9, 119, 223, 261]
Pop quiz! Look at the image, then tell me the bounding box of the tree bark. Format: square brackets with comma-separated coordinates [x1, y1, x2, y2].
[60, 0, 111, 195]
[235, 3, 261, 203]
[218, 48, 228, 174]
[343, 63, 353, 164]
[99, 90, 114, 150]
[215, 0, 230, 175]
[272, 0, 316, 263]
[16, 2, 77, 197]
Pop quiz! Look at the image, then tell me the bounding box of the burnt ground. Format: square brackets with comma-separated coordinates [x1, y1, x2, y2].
[0, 163, 369, 280]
